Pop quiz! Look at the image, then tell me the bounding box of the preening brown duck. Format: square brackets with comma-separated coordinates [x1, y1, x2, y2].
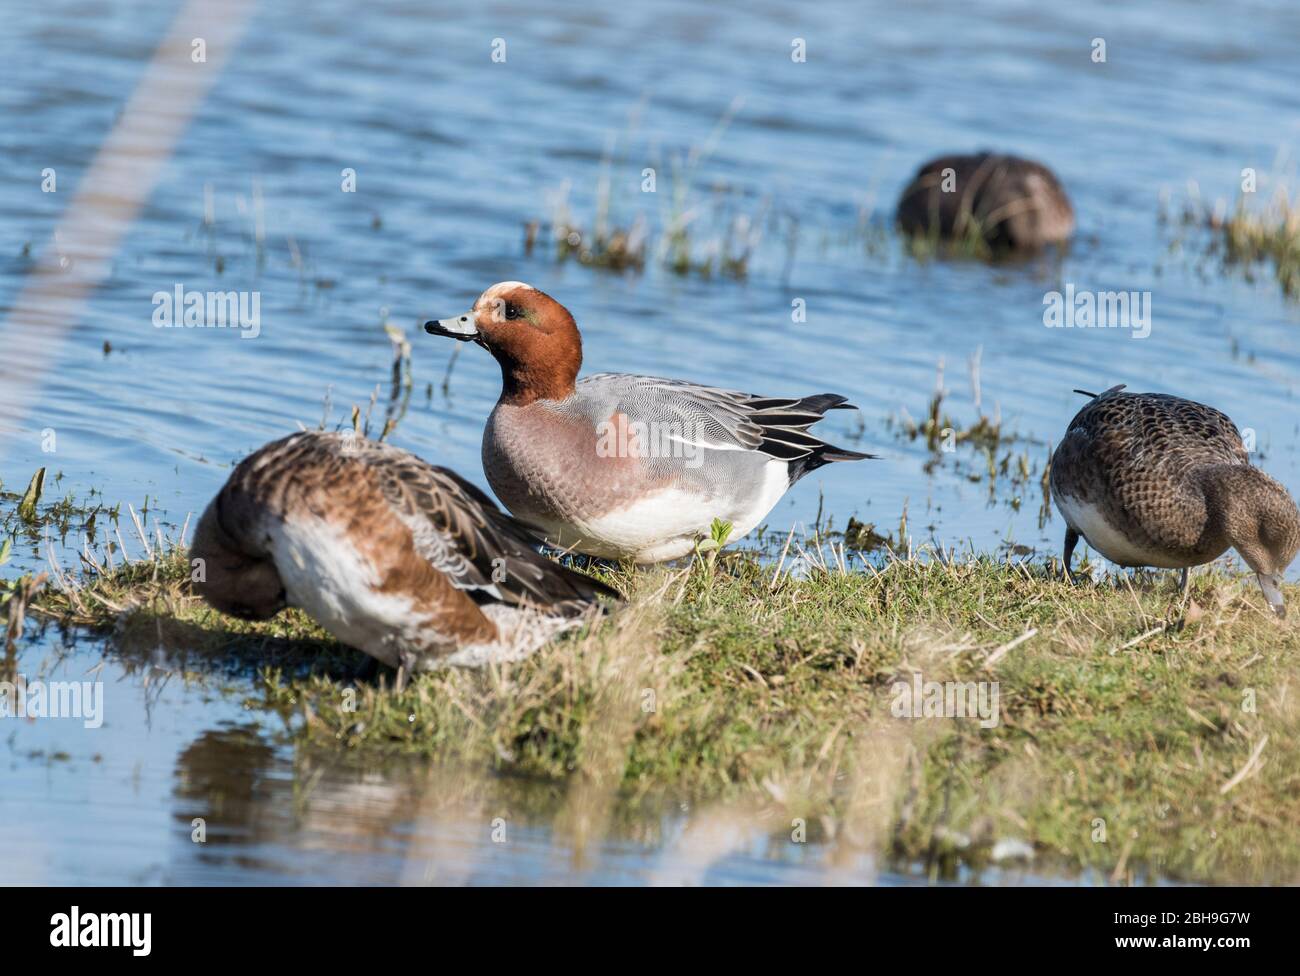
[1049, 385, 1300, 615]
[189, 431, 616, 672]
[896, 152, 1074, 251]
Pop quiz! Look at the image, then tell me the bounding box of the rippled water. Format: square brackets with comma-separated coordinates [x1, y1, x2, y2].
[2, 0, 1298, 884]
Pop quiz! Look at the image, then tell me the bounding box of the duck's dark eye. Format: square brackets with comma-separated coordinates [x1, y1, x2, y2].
[504, 301, 522, 321]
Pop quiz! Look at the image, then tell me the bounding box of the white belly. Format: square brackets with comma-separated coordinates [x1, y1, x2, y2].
[1055, 494, 1186, 568]
[538, 459, 792, 563]
[269, 515, 434, 666]
[267, 515, 576, 670]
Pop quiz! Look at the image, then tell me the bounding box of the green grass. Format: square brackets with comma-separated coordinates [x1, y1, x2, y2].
[15, 537, 1300, 884]
[900, 212, 997, 262]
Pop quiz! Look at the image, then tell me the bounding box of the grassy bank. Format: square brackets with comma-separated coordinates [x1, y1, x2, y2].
[13, 538, 1300, 884]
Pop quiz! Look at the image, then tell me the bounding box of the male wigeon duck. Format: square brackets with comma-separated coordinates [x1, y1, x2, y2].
[425, 282, 874, 563]
[1050, 385, 1300, 614]
[895, 152, 1074, 251]
[189, 430, 616, 670]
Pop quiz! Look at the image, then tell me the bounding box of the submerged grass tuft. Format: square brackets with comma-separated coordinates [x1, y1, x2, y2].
[1163, 181, 1300, 300]
[1215, 193, 1300, 298]
[526, 100, 790, 281]
[889, 357, 1051, 524]
[900, 212, 996, 262]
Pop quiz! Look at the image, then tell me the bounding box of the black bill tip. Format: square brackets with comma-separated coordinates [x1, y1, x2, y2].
[424, 320, 475, 341]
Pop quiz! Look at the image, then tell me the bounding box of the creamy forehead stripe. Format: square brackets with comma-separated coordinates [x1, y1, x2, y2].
[480, 281, 536, 302]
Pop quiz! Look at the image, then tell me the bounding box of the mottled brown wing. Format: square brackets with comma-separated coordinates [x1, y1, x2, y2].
[355, 437, 619, 611]
[1065, 389, 1246, 468]
[1055, 388, 1246, 551]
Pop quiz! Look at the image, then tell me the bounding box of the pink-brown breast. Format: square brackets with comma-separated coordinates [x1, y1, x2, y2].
[482, 401, 668, 531]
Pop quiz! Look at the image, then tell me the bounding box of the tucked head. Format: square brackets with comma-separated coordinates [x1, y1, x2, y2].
[425, 282, 582, 404]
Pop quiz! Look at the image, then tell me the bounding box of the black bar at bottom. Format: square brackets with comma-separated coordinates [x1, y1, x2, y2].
[0, 885, 1284, 962]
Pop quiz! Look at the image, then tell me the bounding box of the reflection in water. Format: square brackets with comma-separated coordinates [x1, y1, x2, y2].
[165, 721, 822, 885]
[173, 725, 285, 848]
[172, 724, 422, 884]
[160, 705, 1043, 885]
[0, 623, 1064, 884]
